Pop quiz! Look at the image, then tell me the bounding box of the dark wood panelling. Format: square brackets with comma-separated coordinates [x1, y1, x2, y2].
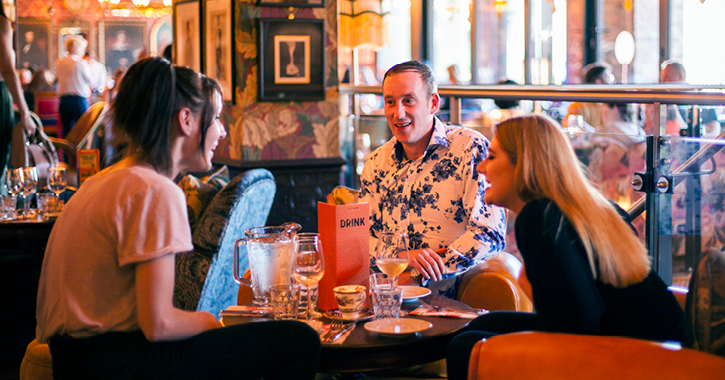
[213, 157, 345, 232]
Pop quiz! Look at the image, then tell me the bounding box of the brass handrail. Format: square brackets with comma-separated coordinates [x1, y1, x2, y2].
[340, 84, 725, 105]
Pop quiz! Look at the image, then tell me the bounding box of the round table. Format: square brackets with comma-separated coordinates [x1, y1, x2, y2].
[221, 295, 475, 375]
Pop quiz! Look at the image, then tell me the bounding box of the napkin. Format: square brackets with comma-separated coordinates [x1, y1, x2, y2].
[219, 305, 272, 317]
[408, 306, 486, 319]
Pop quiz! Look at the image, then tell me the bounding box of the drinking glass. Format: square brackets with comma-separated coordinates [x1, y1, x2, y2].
[375, 231, 410, 289]
[22, 167, 38, 219]
[48, 167, 68, 203]
[293, 233, 325, 320]
[6, 168, 24, 219]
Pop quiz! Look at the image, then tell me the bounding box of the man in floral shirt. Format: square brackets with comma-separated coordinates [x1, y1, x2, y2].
[360, 61, 506, 298]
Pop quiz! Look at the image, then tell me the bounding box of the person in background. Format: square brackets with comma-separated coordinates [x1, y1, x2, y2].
[491, 79, 525, 123]
[660, 59, 721, 136]
[360, 61, 506, 298]
[446, 115, 683, 380]
[24, 67, 53, 112]
[563, 62, 615, 130]
[18, 67, 32, 90]
[162, 44, 172, 62]
[55, 35, 104, 137]
[0, 5, 35, 195]
[35, 57, 321, 379]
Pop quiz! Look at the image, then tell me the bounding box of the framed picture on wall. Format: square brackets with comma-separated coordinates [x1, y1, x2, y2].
[174, 0, 202, 73]
[257, 0, 324, 8]
[150, 15, 173, 58]
[99, 20, 147, 75]
[257, 18, 325, 102]
[203, 0, 234, 102]
[16, 19, 52, 70]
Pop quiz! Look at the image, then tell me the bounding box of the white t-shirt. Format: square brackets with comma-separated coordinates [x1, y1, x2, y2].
[36, 163, 193, 343]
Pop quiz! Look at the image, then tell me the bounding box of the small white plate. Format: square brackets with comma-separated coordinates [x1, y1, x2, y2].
[400, 286, 431, 300]
[364, 318, 432, 335]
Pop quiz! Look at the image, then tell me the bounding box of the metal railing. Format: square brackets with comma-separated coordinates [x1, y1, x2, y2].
[339, 83, 725, 284]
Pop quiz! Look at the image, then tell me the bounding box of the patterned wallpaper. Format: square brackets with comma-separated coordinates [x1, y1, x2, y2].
[215, 0, 340, 162]
[18, 0, 340, 164]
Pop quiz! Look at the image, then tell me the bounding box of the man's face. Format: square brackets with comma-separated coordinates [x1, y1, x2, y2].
[24, 31, 34, 44]
[383, 71, 440, 154]
[661, 66, 685, 83]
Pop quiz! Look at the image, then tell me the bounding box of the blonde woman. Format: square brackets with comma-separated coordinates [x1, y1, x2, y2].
[446, 115, 683, 380]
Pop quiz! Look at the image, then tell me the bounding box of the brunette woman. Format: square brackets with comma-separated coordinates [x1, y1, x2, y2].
[446, 115, 682, 380]
[36, 57, 321, 379]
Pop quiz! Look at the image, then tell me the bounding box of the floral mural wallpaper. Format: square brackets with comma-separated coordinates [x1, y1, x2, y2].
[215, 0, 340, 162]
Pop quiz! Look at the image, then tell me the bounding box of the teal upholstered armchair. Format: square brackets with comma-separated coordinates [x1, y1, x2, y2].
[174, 168, 276, 317]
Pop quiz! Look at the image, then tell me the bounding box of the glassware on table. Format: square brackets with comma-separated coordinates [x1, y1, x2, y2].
[0, 194, 17, 220]
[22, 167, 38, 219]
[6, 168, 24, 219]
[48, 167, 67, 200]
[270, 283, 300, 320]
[369, 273, 395, 320]
[233, 223, 302, 306]
[36, 193, 59, 220]
[371, 286, 403, 319]
[375, 231, 410, 288]
[293, 233, 325, 320]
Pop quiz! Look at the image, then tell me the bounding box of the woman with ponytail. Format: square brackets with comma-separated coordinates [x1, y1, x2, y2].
[36, 57, 320, 380]
[446, 114, 682, 380]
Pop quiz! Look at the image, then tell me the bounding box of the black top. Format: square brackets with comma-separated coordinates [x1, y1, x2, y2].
[515, 198, 683, 341]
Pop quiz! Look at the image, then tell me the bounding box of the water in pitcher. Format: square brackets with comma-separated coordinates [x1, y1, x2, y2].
[248, 237, 295, 306]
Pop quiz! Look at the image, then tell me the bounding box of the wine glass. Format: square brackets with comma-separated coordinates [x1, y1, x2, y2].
[48, 167, 68, 202]
[4, 169, 23, 219]
[22, 167, 38, 219]
[293, 233, 325, 320]
[375, 231, 410, 289]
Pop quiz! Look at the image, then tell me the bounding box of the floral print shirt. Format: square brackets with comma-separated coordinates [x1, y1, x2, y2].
[360, 117, 506, 290]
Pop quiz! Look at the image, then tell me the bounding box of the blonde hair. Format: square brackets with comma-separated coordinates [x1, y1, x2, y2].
[65, 36, 87, 56]
[496, 114, 650, 287]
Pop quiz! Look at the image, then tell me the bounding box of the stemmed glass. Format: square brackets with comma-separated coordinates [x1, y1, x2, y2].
[6, 168, 24, 219]
[5, 168, 24, 219]
[375, 231, 410, 289]
[293, 233, 325, 320]
[48, 167, 68, 201]
[22, 167, 38, 219]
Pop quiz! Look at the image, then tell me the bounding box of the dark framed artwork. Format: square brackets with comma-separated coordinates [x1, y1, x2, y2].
[203, 0, 234, 102]
[258, 18, 325, 102]
[174, 0, 202, 73]
[257, 0, 324, 8]
[150, 15, 172, 58]
[99, 20, 147, 75]
[16, 19, 52, 70]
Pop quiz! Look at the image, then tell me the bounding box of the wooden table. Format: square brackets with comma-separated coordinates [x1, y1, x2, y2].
[221, 295, 474, 375]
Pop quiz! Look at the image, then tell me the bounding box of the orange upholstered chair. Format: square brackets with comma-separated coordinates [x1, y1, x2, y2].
[468, 332, 725, 379]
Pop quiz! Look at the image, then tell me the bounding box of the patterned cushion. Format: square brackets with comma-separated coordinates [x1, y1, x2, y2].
[177, 166, 230, 228]
[684, 248, 725, 357]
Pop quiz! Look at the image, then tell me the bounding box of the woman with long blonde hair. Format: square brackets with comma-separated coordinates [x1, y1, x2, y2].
[446, 115, 683, 380]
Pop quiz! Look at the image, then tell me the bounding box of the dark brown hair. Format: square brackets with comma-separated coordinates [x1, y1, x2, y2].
[110, 57, 221, 176]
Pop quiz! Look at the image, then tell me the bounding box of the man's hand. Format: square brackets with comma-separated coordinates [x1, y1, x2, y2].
[409, 248, 449, 282]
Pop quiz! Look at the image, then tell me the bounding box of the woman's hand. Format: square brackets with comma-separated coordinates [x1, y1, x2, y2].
[409, 248, 449, 282]
[19, 112, 36, 136]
